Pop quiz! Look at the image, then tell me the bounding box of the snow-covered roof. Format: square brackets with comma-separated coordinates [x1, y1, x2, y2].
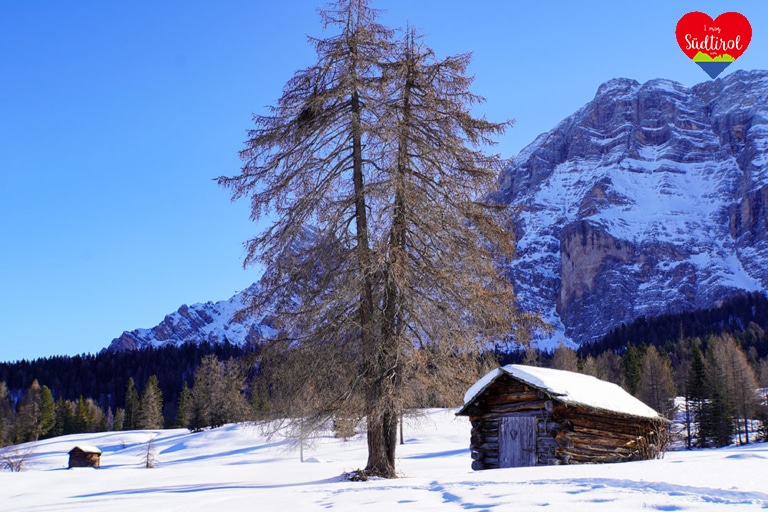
[69, 445, 102, 454]
[459, 364, 661, 419]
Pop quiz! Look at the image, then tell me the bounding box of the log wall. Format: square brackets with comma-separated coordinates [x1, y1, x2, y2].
[68, 450, 101, 469]
[463, 374, 667, 470]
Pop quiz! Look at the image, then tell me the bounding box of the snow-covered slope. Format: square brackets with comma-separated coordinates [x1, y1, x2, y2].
[2, 409, 767, 511]
[499, 70, 768, 347]
[107, 283, 273, 351]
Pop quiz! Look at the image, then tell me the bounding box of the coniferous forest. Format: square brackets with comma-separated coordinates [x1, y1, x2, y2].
[0, 341, 253, 444]
[1, 292, 767, 449]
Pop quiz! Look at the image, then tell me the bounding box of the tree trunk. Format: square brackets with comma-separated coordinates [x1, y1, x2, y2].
[364, 325, 400, 477]
[364, 32, 415, 479]
[365, 406, 398, 477]
[384, 408, 398, 468]
[349, 83, 395, 478]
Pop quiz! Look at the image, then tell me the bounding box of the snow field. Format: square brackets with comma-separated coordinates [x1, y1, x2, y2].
[1, 409, 767, 511]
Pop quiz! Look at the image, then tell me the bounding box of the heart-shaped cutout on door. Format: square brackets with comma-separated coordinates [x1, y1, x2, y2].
[676, 12, 752, 79]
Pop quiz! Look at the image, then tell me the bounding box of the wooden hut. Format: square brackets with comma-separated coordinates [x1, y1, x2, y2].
[68, 446, 102, 469]
[456, 365, 669, 470]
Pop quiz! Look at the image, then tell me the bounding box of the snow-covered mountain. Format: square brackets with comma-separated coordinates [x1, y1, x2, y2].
[499, 69, 768, 347]
[109, 70, 768, 352]
[107, 284, 272, 351]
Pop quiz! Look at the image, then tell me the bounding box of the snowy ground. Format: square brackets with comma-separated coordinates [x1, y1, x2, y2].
[2, 409, 767, 511]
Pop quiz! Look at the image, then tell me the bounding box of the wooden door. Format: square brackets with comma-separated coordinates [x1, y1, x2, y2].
[499, 416, 537, 468]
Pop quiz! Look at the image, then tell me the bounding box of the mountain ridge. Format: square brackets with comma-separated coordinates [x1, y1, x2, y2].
[108, 70, 768, 352]
[107, 283, 271, 352]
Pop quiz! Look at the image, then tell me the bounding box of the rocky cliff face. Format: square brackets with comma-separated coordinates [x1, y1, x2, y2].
[499, 69, 768, 346]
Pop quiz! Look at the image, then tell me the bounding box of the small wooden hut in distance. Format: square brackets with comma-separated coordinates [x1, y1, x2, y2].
[457, 365, 669, 470]
[68, 446, 102, 469]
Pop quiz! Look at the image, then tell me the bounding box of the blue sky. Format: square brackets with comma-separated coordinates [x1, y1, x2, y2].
[1, 1, 766, 362]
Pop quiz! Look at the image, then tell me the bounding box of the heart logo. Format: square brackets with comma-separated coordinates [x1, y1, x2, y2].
[675, 12, 752, 79]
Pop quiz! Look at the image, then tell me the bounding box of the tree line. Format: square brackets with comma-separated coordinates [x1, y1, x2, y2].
[0, 354, 259, 446]
[1, 316, 767, 449]
[0, 340, 250, 420]
[584, 291, 768, 359]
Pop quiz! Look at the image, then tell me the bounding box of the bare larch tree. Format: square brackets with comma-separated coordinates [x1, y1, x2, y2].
[219, 0, 533, 478]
